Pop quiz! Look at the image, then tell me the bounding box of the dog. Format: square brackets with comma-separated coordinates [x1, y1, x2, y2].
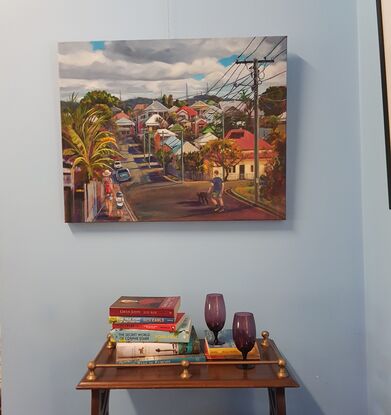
[197, 191, 209, 205]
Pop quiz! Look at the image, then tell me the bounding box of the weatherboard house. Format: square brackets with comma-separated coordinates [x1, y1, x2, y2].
[176, 106, 197, 121]
[228, 128, 275, 179]
[137, 100, 169, 134]
[211, 128, 275, 181]
[115, 117, 135, 138]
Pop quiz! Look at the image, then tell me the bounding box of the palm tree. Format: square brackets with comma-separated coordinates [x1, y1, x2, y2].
[62, 106, 122, 181]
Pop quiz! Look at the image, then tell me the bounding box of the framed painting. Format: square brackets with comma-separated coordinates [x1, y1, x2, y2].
[58, 36, 287, 222]
[377, 0, 391, 208]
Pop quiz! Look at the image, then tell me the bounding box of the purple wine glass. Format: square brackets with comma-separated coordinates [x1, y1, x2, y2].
[204, 293, 226, 345]
[232, 312, 256, 369]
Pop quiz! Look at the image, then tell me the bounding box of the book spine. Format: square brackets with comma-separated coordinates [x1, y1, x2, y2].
[110, 329, 191, 344]
[115, 338, 200, 357]
[112, 322, 176, 331]
[117, 342, 198, 358]
[116, 354, 206, 365]
[109, 307, 175, 317]
[109, 316, 175, 324]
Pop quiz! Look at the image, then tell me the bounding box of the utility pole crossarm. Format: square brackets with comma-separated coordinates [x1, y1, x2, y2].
[235, 58, 274, 65]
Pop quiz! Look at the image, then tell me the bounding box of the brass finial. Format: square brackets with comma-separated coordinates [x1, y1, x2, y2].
[277, 359, 288, 378]
[86, 361, 97, 381]
[261, 330, 270, 347]
[180, 360, 192, 379]
[106, 333, 115, 349]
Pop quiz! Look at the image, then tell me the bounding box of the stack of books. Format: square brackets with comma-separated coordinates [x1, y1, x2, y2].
[204, 329, 261, 360]
[109, 296, 206, 364]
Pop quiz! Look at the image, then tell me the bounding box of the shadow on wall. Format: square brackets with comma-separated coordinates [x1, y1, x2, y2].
[68, 55, 307, 233]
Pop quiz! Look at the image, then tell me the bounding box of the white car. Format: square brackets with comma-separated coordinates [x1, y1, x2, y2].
[114, 161, 122, 169]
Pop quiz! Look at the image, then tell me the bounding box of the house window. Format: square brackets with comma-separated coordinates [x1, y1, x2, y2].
[232, 165, 236, 173]
[251, 165, 254, 172]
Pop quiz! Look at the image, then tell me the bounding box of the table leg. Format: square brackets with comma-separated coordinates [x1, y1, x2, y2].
[91, 389, 110, 415]
[268, 388, 286, 415]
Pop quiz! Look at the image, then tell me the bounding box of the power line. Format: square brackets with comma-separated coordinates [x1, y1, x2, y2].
[265, 37, 286, 59]
[203, 37, 256, 96]
[245, 37, 267, 59]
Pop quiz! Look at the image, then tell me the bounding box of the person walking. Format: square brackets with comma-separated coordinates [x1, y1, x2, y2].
[115, 191, 125, 219]
[102, 169, 114, 217]
[208, 170, 224, 213]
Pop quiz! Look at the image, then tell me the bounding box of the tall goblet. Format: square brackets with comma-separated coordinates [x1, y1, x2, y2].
[232, 312, 256, 369]
[204, 293, 226, 345]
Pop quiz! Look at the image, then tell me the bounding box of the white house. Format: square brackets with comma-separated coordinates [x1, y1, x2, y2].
[194, 132, 219, 148]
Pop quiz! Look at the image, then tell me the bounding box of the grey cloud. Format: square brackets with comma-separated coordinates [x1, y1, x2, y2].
[59, 60, 196, 81]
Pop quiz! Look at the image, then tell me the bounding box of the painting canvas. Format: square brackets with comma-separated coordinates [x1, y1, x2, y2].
[377, 0, 391, 208]
[58, 36, 287, 222]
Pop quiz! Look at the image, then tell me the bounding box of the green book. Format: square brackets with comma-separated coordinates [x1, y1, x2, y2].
[111, 315, 192, 343]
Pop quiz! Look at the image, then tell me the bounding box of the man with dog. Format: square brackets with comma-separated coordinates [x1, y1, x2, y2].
[208, 170, 225, 213]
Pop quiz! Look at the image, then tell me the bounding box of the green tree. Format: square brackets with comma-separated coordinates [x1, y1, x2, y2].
[61, 92, 79, 113]
[167, 94, 174, 108]
[156, 148, 173, 174]
[201, 139, 243, 181]
[80, 90, 120, 108]
[62, 106, 122, 181]
[203, 112, 223, 138]
[161, 94, 168, 107]
[174, 99, 187, 107]
[258, 86, 286, 116]
[240, 90, 254, 131]
[261, 130, 286, 199]
[179, 151, 204, 175]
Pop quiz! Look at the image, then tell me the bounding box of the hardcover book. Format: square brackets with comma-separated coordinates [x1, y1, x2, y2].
[109, 316, 176, 324]
[116, 353, 206, 365]
[110, 317, 193, 343]
[111, 313, 185, 332]
[109, 296, 181, 317]
[116, 330, 200, 358]
[204, 329, 261, 359]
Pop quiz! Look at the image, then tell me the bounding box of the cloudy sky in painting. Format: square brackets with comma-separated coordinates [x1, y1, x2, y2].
[58, 37, 287, 101]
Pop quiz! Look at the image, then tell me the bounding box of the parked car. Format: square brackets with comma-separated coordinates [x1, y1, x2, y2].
[115, 168, 131, 182]
[113, 161, 122, 169]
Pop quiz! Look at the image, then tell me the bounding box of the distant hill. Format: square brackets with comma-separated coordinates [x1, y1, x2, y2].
[60, 94, 224, 112]
[121, 97, 153, 109]
[122, 95, 222, 108]
[186, 95, 222, 105]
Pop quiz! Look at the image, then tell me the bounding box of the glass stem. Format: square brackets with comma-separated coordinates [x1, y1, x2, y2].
[213, 331, 219, 345]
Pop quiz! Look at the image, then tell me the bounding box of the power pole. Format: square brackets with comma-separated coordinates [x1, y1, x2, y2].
[253, 58, 260, 204]
[235, 57, 274, 203]
[222, 111, 225, 181]
[186, 83, 188, 102]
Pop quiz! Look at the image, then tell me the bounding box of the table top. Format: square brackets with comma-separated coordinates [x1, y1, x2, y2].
[77, 337, 299, 390]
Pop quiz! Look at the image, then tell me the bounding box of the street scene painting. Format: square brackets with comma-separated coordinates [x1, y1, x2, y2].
[58, 36, 287, 222]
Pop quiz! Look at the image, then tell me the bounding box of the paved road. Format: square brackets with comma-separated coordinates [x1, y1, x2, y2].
[101, 138, 278, 222]
[126, 180, 278, 222]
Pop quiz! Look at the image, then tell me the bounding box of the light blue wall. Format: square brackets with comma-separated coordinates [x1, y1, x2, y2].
[358, 1, 391, 414]
[0, 0, 368, 414]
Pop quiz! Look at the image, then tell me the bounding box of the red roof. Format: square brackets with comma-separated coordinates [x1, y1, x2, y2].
[113, 112, 130, 120]
[177, 106, 197, 117]
[225, 128, 272, 151]
[133, 103, 148, 111]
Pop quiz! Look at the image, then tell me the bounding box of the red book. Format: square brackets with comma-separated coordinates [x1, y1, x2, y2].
[112, 313, 185, 332]
[109, 296, 181, 318]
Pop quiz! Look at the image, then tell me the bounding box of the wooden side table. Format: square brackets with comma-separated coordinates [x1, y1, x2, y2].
[77, 332, 299, 415]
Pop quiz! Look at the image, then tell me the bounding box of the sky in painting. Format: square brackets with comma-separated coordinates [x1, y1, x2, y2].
[58, 36, 287, 101]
